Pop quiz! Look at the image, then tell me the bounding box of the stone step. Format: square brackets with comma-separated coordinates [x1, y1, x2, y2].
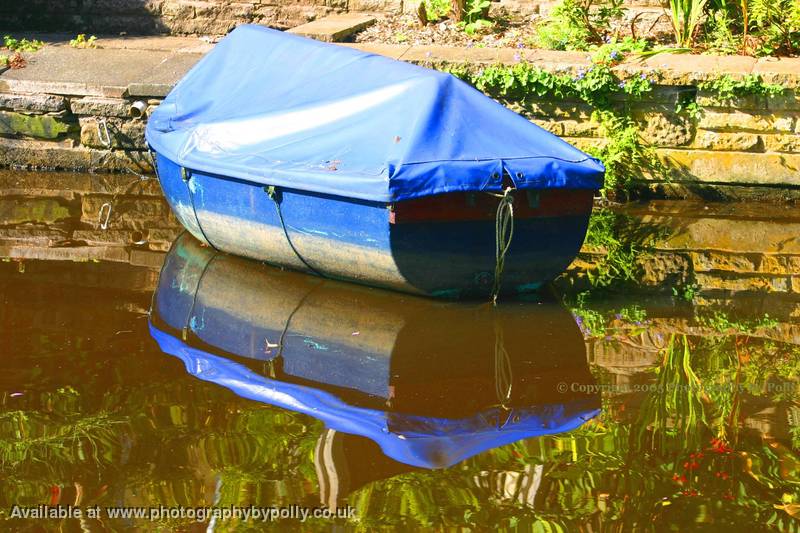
[288, 14, 377, 43]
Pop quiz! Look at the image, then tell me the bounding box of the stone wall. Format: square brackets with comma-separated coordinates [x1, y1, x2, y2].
[2, 42, 799, 202]
[0, 91, 157, 176]
[0, 0, 365, 34]
[514, 87, 800, 200]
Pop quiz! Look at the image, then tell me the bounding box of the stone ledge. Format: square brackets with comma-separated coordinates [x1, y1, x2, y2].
[2, 36, 800, 99]
[0, 136, 153, 173]
[657, 149, 800, 187]
[288, 14, 376, 42]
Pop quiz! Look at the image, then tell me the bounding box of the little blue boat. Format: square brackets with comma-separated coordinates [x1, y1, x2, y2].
[146, 25, 605, 298]
[149, 234, 601, 470]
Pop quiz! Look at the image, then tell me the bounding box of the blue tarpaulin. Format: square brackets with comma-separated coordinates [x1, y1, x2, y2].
[146, 25, 604, 203]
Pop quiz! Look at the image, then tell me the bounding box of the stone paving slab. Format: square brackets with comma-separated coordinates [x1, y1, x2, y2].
[127, 53, 205, 97]
[0, 47, 174, 97]
[0, 31, 216, 53]
[288, 14, 377, 42]
[338, 42, 410, 60]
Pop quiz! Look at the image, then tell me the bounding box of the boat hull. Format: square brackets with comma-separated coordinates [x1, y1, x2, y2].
[154, 152, 594, 298]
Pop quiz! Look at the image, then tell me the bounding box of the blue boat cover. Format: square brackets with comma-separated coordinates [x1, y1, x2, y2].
[146, 25, 604, 203]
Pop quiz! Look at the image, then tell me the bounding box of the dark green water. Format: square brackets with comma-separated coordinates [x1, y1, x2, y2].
[2, 212, 800, 531]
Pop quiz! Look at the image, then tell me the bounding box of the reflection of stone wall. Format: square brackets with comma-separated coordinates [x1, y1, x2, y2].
[0, 170, 183, 265]
[562, 202, 800, 311]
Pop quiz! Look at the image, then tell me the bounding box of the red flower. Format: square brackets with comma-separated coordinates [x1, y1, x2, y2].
[710, 437, 733, 454]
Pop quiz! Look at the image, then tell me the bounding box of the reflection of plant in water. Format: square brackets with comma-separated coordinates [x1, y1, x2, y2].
[0, 385, 129, 479]
[568, 295, 649, 338]
[581, 208, 667, 291]
[699, 310, 779, 334]
[344, 320, 800, 530]
[636, 335, 708, 451]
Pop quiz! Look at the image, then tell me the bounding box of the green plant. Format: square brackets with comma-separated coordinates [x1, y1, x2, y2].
[698, 73, 787, 98]
[460, 0, 494, 35]
[668, 0, 709, 47]
[536, 0, 625, 50]
[672, 282, 699, 301]
[423, 0, 451, 21]
[2, 35, 44, 52]
[589, 110, 661, 193]
[582, 208, 644, 288]
[698, 310, 779, 334]
[69, 33, 98, 49]
[705, 9, 742, 54]
[749, 0, 800, 55]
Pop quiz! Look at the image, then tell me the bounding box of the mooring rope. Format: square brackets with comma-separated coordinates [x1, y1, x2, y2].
[181, 167, 218, 250]
[490, 187, 515, 305]
[264, 185, 327, 278]
[494, 320, 513, 409]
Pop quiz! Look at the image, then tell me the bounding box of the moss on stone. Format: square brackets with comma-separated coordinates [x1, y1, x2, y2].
[0, 111, 76, 139]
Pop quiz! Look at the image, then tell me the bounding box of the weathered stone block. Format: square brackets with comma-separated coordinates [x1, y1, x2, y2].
[531, 119, 562, 135]
[692, 131, 762, 151]
[80, 118, 146, 149]
[0, 171, 162, 197]
[763, 134, 800, 153]
[72, 228, 143, 246]
[0, 227, 70, 247]
[349, 0, 402, 11]
[562, 136, 608, 152]
[161, 0, 196, 18]
[289, 14, 376, 42]
[90, 0, 163, 14]
[0, 136, 152, 173]
[696, 91, 766, 110]
[514, 100, 593, 120]
[70, 97, 131, 118]
[636, 112, 693, 147]
[0, 111, 76, 139]
[560, 119, 599, 137]
[659, 149, 800, 187]
[699, 91, 800, 115]
[0, 92, 67, 113]
[694, 272, 791, 293]
[690, 251, 757, 273]
[163, 16, 239, 34]
[638, 251, 691, 287]
[757, 255, 788, 274]
[698, 110, 796, 133]
[218, 2, 256, 18]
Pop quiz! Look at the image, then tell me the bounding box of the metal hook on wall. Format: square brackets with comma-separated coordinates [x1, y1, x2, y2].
[96, 117, 112, 148]
[98, 202, 112, 230]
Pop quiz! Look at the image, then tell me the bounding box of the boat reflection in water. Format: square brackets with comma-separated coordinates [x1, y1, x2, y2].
[149, 234, 600, 507]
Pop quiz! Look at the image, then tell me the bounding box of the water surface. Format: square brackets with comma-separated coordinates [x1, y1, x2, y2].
[1, 179, 800, 531]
